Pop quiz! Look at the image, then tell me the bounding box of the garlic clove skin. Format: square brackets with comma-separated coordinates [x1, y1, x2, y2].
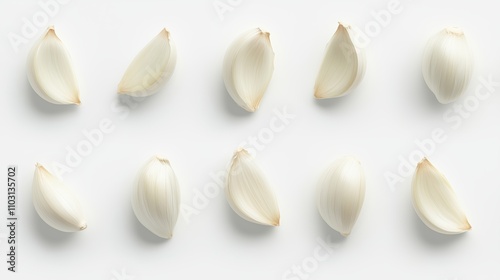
[225, 148, 280, 226]
[317, 156, 365, 236]
[422, 27, 473, 104]
[412, 158, 471, 234]
[32, 163, 87, 232]
[223, 28, 275, 112]
[27, 26, 81, 105]
[118, 28, 177, 97]
[132, 156, 180, 239]
[314, 22, 366, 99]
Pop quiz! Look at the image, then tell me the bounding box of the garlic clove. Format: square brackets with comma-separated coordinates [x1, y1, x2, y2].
[27, 26, 80, 105]
[317, 156, 365, 236]
[118, 28, 177, 97]
[412, 158, 471, 234]
[132, 156, 180, 239]
[422, 27, 473, 104]
[32, 163, 87, 232]
[225, 148, 280, 226]
[314, 22, 366, 99]
[223, 28, 275, 112]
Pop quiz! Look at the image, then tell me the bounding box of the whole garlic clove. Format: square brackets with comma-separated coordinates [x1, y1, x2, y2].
[422, 27, 473, 104]
[32, 163, 87, 232]
[27, 26, 81, 105]
[132, 156, 180, 239]
[118, 28, 177, 97]
[317, 156, 365, 236]
[412, 158, 471, 234]
[314, 22, 366, 99]
[223, 28, 275, 112]
[225, 148, 280, 226]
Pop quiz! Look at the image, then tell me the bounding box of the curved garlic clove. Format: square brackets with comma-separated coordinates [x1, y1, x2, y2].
[118, 28, 177, 97]
[32, 163, 87, 232]
[223, 28, 275, 112]
[422, 27, 473, 104]
[412, 158, 471, 234]
[27, 26, 80, 105]
[314, 22, 366, 99]
[225, 148, 280, 226]
[317, 156, 365, 236]
[132, 156, 180, 239]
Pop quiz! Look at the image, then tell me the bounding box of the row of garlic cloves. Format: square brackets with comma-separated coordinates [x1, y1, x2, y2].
[27, 27, 176, 105]
[33, 153, 470, 237]
[27, 24, 472, 107]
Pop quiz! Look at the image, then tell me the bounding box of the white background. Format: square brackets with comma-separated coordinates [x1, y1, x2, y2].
[1, 0, 499, 279]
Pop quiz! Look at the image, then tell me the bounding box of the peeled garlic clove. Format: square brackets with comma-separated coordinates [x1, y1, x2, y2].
[225, 148, 280, 226]
[118, 28, 177, 97]
[317, 156, 365, 236]
[27, 26, 80, 105]
[223, 28, 275, 112]
[422, 27, 473, 104]
[412, 158, 471, 234]
[32, 163, 87, 232]
[314, 22, 366, 99]
[132, 156, 180, 239]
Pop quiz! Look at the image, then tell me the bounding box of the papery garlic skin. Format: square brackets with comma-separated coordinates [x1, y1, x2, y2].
[132, 156, 180, 239]
[118, 28, 177, 97]
[27, 26, 80, 105]
[412, 158, 471, 234]
[32, 163, 87, 232]
[422, 27, 473, 104]
[223, 28, 275, 112]
[317, 156, 365, 236]
[225, 149, 280, 226]
[314, 22, 366, 99]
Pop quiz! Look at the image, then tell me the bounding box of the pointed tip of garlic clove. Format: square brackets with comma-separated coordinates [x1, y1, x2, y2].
[155, 155, 170, 164]
[160, 28, 170, 36]
[79, 223, 87, 231]
[445, 27, 464, 36]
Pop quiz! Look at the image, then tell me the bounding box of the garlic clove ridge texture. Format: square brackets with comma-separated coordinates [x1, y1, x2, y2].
[412, 158, 471, 234]
[27, 26, 81, 105]
[225, 148, 280, 226]
[132, 156, 181, 239]
[223, 28, 275, 112]
[314, 22, 366, 99]
[317, 156, 365, 236]
[32, 163, 87, 232]
[422, 27, 473, 104]
[118, 28, 177, 97]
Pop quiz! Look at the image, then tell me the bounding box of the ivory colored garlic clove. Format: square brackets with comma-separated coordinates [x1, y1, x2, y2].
[422, 27, 473, 104]
[314, 22, 366, 99]
[32, 163, 87, 232]
[27, 26, 81, 105]
[132, 156, 180, 239]
[317, 156, 365, 236]
[412, 158, 471, 234]
[118, 28, 177, 97]
[223, 28, 275, 112]
[225, 148, 280, 226]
